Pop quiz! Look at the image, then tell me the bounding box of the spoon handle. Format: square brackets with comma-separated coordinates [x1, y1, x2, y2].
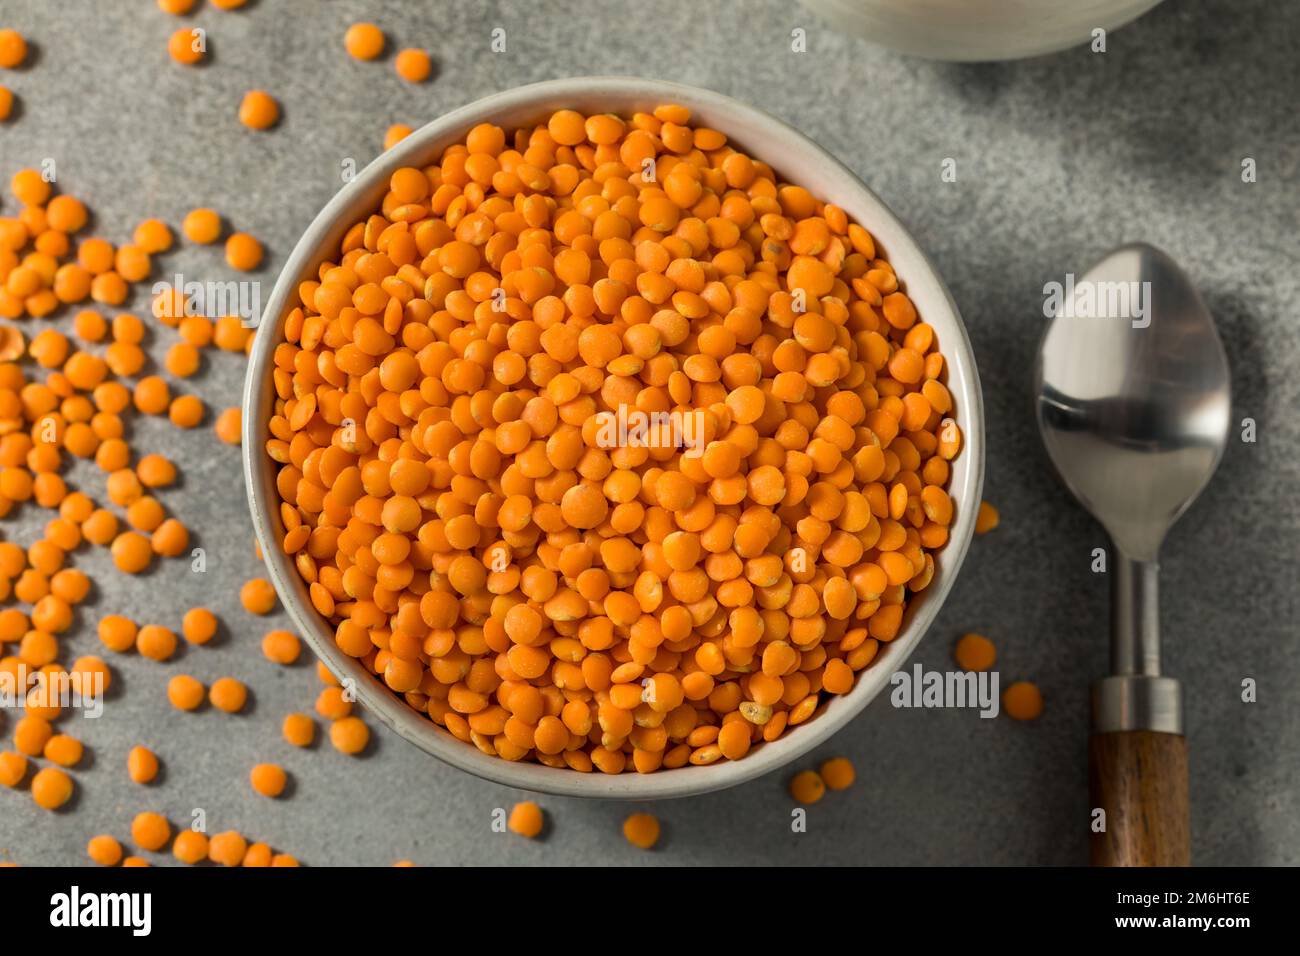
[1089, 550, 1190, 864]
[1089, 729, 1190, 865]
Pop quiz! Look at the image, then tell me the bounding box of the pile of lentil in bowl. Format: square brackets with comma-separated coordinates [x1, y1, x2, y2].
[265, 103, 962, 774]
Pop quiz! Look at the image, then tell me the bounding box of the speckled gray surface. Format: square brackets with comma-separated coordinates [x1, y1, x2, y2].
[0, 0, 1296, 866]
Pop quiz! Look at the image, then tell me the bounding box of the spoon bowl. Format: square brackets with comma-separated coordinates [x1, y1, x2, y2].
[1036, 243, 1231, 561]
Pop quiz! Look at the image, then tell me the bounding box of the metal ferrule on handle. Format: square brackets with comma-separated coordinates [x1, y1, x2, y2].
[1092, 552, 1184, 734]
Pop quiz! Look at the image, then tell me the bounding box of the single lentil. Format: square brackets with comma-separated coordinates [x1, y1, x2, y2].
[238, 90, 280, 131]
[508, 801, 545, 838]
[127, 745, 159, 784]
[394, 48, 431, 82]
[954, 632, 996, 672]
[209, 676, 248, 713]
[249, 763, 287, 798]
[345, 23, 385, 60]
[31, 767, 74, 809]
[167, 674, 205, 711]
[819, 756, 855, 790]
[329, 716, 369, 755]
[622, 813, 660, 849]
[88, 834, 123, 866]
[790, 769, 826, 804]
[1003, 681, 1043, 721]
[282, 712, 315, 747]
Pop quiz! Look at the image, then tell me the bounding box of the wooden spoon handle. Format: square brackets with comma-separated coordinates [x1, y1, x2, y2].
[1088, 730, 1190, 866]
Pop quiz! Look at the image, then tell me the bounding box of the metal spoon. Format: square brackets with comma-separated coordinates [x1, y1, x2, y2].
[1034, 242, 1231, 866]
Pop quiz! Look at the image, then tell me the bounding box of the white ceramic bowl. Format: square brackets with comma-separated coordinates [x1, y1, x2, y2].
[803, 0, 1165, 61]
[242, 77, 985, 798]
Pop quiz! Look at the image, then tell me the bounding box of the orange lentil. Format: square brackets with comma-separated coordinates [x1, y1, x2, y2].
[622, 813, 660, 850]
[225, 232, 262, 271]
[790, 769, 826, 804]
[31, 767, 74, 810]
[261, 629, 300, 665]
[137, 453, 177, 488]
[133, 219, 172, 254]
[177, 315, 212, 346]
[0, 325, 24, 358]
[87, 834, 123, 866]
[243, 843, 273, 867]
[282, 712, 315, 747]
[394, 48, 431, 83]
[131, 812, 171, 851]
[165, 342, 201, 377]
[133, 376, 170, 415]
[168, 394, 204, 428]
[0, 30, 25, 69]
[820, 756, 856, 790]
[384, 123, 413, 150]
[152, 286, 185, 325]
[14, 569, 47, 604]
[0, 608, 26, 641]
[70, 655, 111, 695]
[172, 830, 209, 865]
[954, 632, 996, 672]
[215, 406, 242, 444]
[168, 27, 205, 65]
[240, 578, 276, 614]
[83, 509, 120, 546]
[72, 308, 107, 341]
[1003, 681, 1043, 721]
[0, 751, 27, 787]
[31, 594, 72, 632]
[20, 629, 57, 667]
[112, 312, 145, 343]
[127, 745, 159, 784]
[114, 245, 151, 282]
[329, 716, 369, 755]
[51, 568, 90, 603]
[208, 831, 247, 866]
[151, 518, 189, 556]
[167, 674, 205, 711]
[182, 207, 222, 244]
[29, 329, 69, 368]
[43, 734, 83, 767]
[14, 715, 52, 756]
[250, 763, 287, 797]
[0, 85, 12, 122]
[112, 531, 153, 573]
[181, 607, 218, 645]
[345, 22, 385, 60]
[136, 625, 177, 661]
[238, 90, 280, 130]
[508, 801, 545, 838]
[126, 496, 165, 532]
[975, 500, 1000, 534]
[209, 676, 247, 713]
[98, 614, 137, 652]
[315, 686, 351, 720]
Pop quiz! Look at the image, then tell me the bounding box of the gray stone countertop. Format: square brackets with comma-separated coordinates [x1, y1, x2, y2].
[0, 0, 1295, 865]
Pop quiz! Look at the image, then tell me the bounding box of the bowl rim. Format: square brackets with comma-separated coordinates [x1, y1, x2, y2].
[802, 0, 1166, 61]
[242, 75, 985, 799]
